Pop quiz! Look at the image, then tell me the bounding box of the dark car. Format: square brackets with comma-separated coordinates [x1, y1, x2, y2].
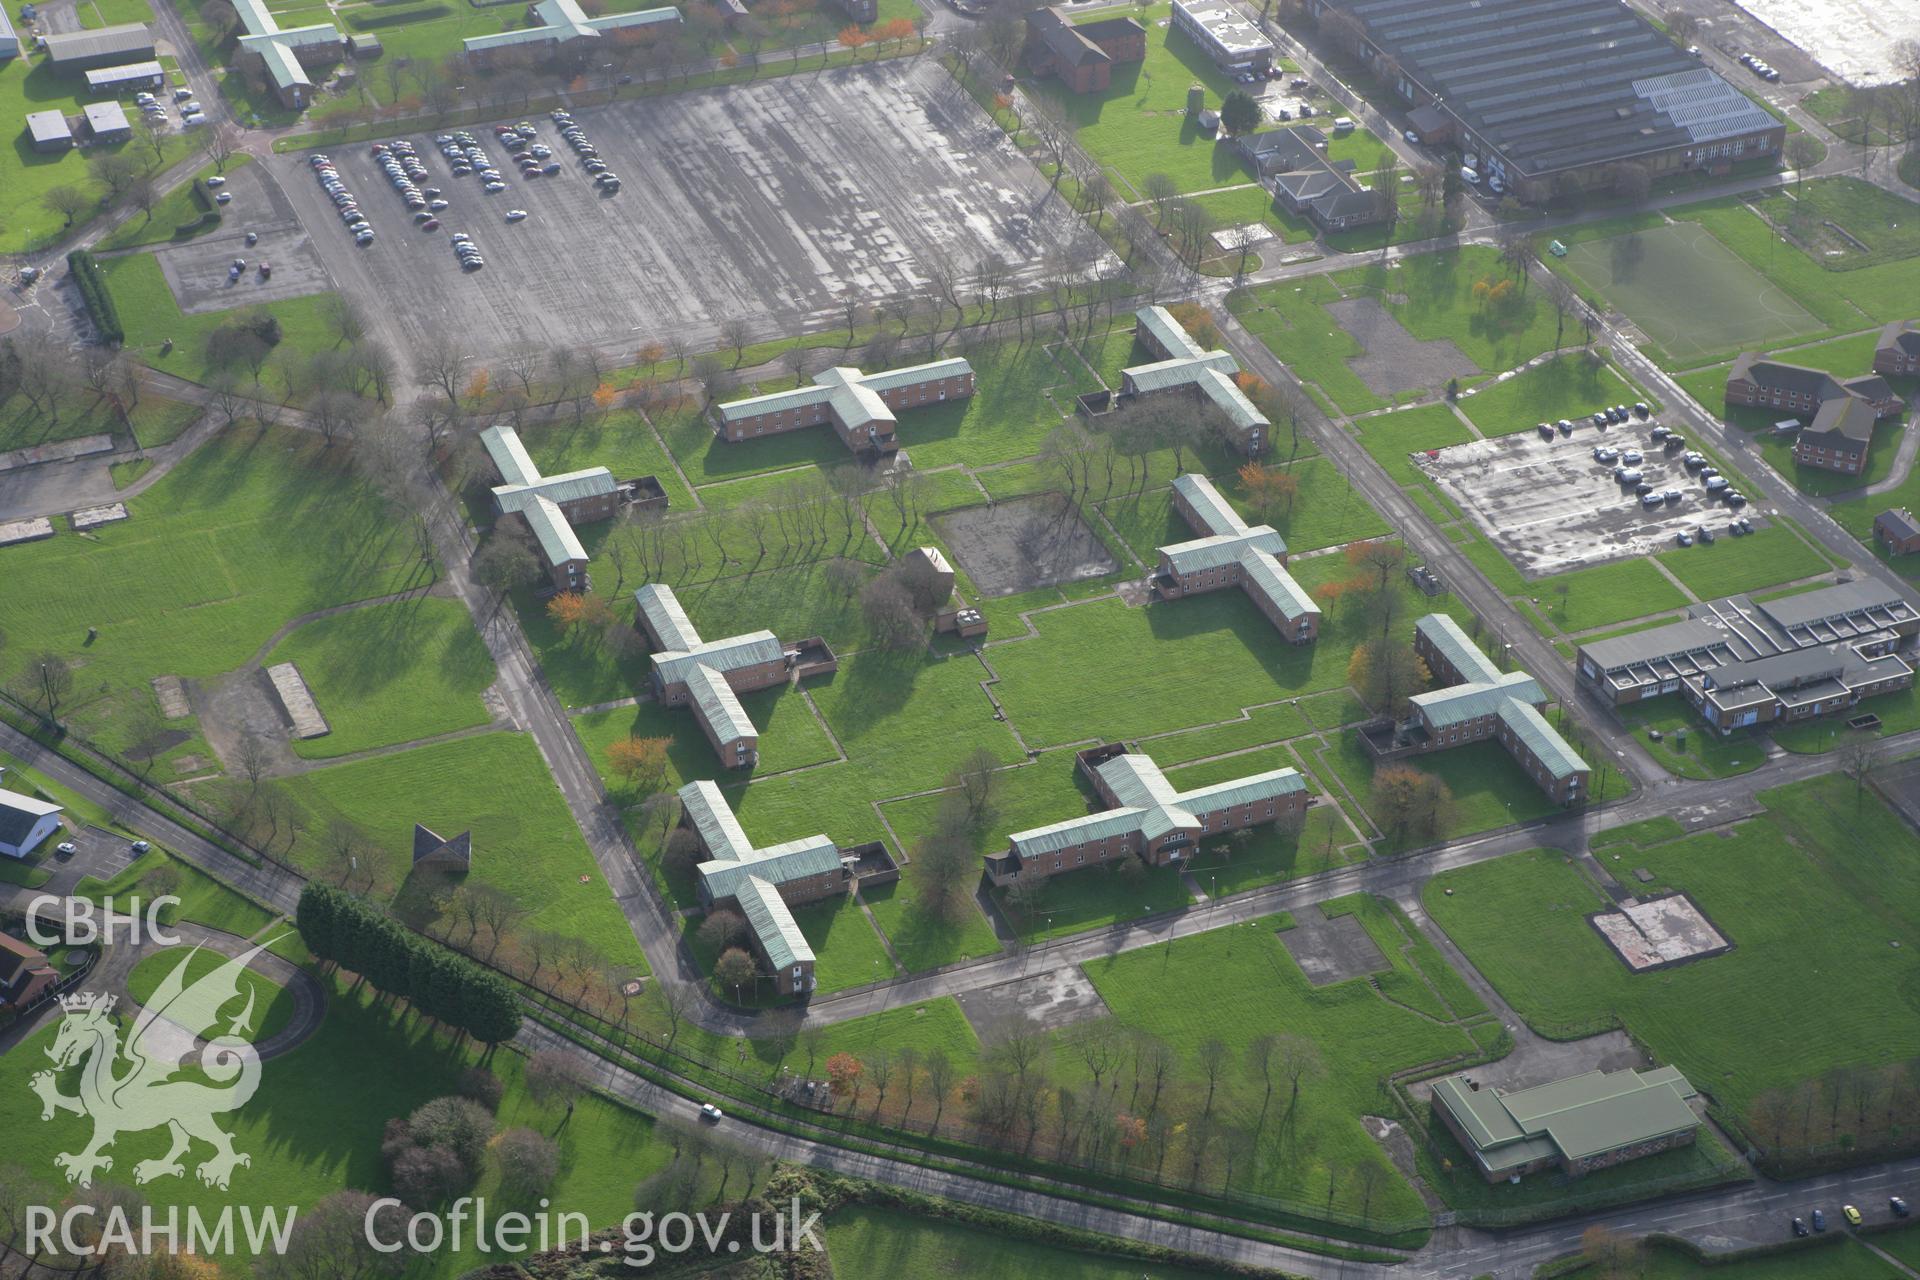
[1812, 1209, 1826, 1232]
[1894, 1196, 1910, 1217]
[1792, 1217, 1809, 1237]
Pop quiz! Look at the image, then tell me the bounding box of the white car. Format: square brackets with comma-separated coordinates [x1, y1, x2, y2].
[699, 1103, 724, 1123]
[56, 841, 77, 856]
[505, 209, 528, 221]
[1403, 128, 1420, 144]
[1459, 167, 1479, 186]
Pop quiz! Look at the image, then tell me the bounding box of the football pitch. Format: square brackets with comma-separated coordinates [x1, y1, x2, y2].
[1562, 221, 1820, 366]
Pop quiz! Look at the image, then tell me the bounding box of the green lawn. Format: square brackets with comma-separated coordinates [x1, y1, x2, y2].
[1, 385, 199, 456]
[96, 155, 255, 252]
[1334, 247, 1569, 379]
[0, 426, 428, 771]
[76, 847, 278, 938]
[1615, 696, 1765, 781]
[1229, 274, 1385, 415]
[97, 250, 340, 385]
[1029, 4, 1259, 198]
[1425, 772, 1920, 1119]
[1523, 558, 1692, 633]
[0, 974, 684, 1279]
[824, 1205, 1225, 1280]
[276, 732, 647, 971]
[1654, 523, 1828, 597]
[1096, 457, 1388, 563]
[1751, 177, 1920, 272]
[265, 595, 495, 759]
[0, 51, 196, 253]
[518, 409, 694, 510]
[1457, 354, 1643, 438]
[1079, 908, 1473, 1230]
[1316, 732, 1572, 852]
[126, 946, 299, 1043]
[1353, 403, 1476, 483]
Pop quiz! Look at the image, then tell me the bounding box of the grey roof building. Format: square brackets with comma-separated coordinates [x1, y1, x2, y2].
[0, 6, 18, 60]
[1235, 126, 1384, 232]
[1310, 0, 1781, 192]
[82, 100, 130, 140]
[42, 23, 155, 68]
[85, 61, 167, 92]
[25, 110, 74, 152]
[1575, 580, 1918, 732]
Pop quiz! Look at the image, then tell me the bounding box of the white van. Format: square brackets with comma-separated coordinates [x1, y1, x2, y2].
[1332, 116, 1355, 133]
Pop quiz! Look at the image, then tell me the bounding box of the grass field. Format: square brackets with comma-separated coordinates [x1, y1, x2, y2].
[1654, 523, 1828, 597]
[1615, 695, 1766, 780]
[76, 847, 279, 938]
[824, 1205, 1224, 1280]
[1523, 558, 1692, 634]
[1080, 906, 1475, 1227]
[1457, 354, 1643, 438]
[1558, 220, 1823, 366]
[0, 52, 196, 253]
[126, 946, 299, 1043]
[265, 595, 495, 759]
[1, 386, 201, 455]
[276, 732, 646, 971]
[1353, 403, 1476, 483]
[96, 156, 255, 252]
[97, 250, 341, 384]
[0, 974, 686, 1278]
[0, 426, 428, 768]
[1333, 247, 1569, 379]
[1229, 274, 1385, 415]
[1425, 772, 1920, 1116]
[1316, 733, 1574, 852]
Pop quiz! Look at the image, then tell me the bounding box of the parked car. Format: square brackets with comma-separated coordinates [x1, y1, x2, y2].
[1675, 531, 1692, 546]
[1792, 1217, 1809, 1237]
[56, 841, 77, 857]
[1843, 1205, 1861, 1228]
[1460, 166, 1479, 186]
[130, 839, 150, 854]
[1812, 1209, 1827, 1232]
[699, 1103, 724, 1123]
[1892, 1196, 1910, 1218]
[1697, 526, 1714, 544]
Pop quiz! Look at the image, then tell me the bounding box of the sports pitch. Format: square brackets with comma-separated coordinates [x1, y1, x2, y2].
[1562, 221, 1820, 366]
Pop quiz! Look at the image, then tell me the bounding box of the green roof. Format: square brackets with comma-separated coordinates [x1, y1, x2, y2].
[1497, 699, 1588, 781]
[1171, 473, 1247, 538]
[1434, 1066, 1699, 1171]
[1416, 613, 1506, 686]
[736, 875, 814, 971]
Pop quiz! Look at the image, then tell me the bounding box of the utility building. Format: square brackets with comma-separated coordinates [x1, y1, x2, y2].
[1432, 1065, 1701, 1182]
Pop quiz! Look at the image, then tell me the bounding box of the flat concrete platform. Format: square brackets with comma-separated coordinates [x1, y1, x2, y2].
[265, 662, 329, 740]
[955, 965, 1111, 1035]
[934, 493, 1119, 596]
[273, 59, 1109, 362]
[144, 162, 333, 316]
[1422, 422, 1761, 578]
[70, 502, 128, 530]
[1591, 892, 1731, 971]
[1279, 909, 1388, 986]
[0, 516, 56, 545]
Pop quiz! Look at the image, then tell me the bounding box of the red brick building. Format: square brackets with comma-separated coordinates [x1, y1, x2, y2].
[1154, 473, 1319, 643]
[984, 746, 1308, 887]
[481, 424, 661, 592]
[714, 359, 975, 454]
[0, 934, 59, 1015]
[635, 583, 797, 768]
[1023, 7, 1145, 94]
[1874, 320, 1920, 377]
[1725, 354, 1902, 476]
[1875, 508, 1920, 556]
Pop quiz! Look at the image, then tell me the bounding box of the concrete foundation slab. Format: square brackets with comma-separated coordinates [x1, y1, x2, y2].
[1279, 909, 1388, 986]
[0, 517, 56, 545]
[1591, 892, 1731, 971]
[70, 502, 128, 530]
[265, 662, 330, 739]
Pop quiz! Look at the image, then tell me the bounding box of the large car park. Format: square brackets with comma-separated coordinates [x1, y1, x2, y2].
[1420, 409, 1770, 576]
[267, 62, 1102, 359]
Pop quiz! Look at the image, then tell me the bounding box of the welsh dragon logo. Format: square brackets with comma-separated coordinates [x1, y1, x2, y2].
[29, 944, 269, 1190]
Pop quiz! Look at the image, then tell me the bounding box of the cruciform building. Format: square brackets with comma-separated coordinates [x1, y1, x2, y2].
[1154, 473, 1319, 643]
[231, 0, 342, 109]
[678, 781, 847, 996]
[481, 424, 663, 593]
[712, 359, 976, 455]
[1121, 306, 1270, 456]
[1362, 614, 1589, 804]
[984, 746, 1308, 887]
[463, 0, 679, 62]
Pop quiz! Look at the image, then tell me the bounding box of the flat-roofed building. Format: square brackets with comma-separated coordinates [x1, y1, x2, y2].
[0, 7, 18, 60]
[1306, 0, 1780, 200]
[985, 746, 1307, 887]
[635, 583, 819, 768]
[85, 60, 166, 93]
[1023, 6, 1146, 94]
[82, 100, 130, 141]
[43, 23, 155, 69]
[1123, 306, 1269, 456]
[1575, 580, 1917, 732]
[1360, 614, 1590, 804]
[1154, 472, 1318, 643]
[1171, 0, 1272, 72]
[1431, 1065, 1700, 1182]
[25, 110, 74, 152]
[714, 359, 975, 455]
[678, 780, 852, 995]
[463, 0, 680, 63]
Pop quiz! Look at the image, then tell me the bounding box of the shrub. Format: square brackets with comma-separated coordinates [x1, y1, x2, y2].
[493, 1127, 561, 1199]
[456, 1067, 504, 1111]
[66, 251, 123, 346]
